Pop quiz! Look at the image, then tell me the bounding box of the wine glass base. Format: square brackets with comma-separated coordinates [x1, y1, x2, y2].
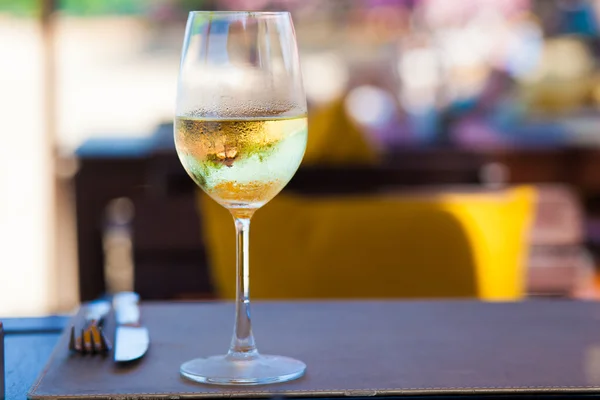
[180, 354, 306, 385]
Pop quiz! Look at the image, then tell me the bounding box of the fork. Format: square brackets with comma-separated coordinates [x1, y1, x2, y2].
[68, 299, 112, 355]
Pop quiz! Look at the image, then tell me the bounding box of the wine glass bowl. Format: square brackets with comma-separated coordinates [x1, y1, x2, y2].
[174, 115, 307, 214]
[174, 11, 308, 385]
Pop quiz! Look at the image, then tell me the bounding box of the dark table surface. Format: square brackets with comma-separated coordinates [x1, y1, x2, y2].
[4, 311, 600, 400]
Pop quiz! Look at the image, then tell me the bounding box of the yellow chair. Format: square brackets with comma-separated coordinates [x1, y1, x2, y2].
[198, 186, 536, 301]
[302, 98, 377, 165]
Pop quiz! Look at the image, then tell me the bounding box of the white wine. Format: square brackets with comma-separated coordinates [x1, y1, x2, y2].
[175, 115, 307, 214]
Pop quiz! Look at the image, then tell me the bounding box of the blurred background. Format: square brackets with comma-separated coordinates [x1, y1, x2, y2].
[3, 0, 600, 316]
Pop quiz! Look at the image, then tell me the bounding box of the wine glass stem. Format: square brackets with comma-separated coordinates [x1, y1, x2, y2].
[228, 216, 258, 359]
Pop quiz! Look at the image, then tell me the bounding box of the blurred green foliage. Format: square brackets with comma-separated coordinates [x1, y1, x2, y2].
[0, 0, 215, 16]
[59, 0, 146, 15]
[0, 0, 37, 16]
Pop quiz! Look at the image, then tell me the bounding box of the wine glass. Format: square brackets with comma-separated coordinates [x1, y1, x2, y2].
[174, 11, 308, 385]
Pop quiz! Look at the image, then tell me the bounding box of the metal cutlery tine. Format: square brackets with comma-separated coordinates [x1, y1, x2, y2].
[68, 326, 84, 353]
[91, 324, 104, 354]
[90, 327, 97, 354]
[83, 327, 91, 353]
[69, 323, 110, 355]
[98, 327, 112, 352]
[68, 299, 112, 355]
[68, 327, 76, 351]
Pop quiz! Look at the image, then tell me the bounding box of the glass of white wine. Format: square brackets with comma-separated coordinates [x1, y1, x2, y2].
[174, 11, 308, 385]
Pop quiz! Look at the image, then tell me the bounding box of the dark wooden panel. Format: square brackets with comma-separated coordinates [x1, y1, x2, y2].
[75, 158, 150, 301]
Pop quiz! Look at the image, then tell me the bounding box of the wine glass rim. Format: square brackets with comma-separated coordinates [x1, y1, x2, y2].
[188, 11, 290, 16]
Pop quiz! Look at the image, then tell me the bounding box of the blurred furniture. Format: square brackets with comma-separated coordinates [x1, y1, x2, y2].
[73, 125, 484, 301]
[200, 186, 535, 301]
[73, 125, 600, 301]
[526, 184, 595, 296]
[302, 98, 377, 166]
